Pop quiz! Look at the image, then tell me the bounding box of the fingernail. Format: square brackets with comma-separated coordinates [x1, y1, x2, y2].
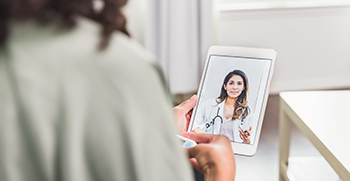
[190, 95, 197, 99]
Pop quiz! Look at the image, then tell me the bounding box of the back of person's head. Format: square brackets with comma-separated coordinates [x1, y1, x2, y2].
[0, 0, 129, 49]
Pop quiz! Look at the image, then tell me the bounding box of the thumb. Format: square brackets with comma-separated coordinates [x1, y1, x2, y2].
[187, 144, 202, 161]
[175, 95, 197, 112]
[186, 147, 205, 173]
[189, 158, 203, 173]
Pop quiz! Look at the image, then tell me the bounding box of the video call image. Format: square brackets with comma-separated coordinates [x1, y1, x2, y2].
[190, 55, 272, 144]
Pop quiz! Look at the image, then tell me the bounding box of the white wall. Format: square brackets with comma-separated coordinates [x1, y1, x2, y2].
[216, 5, 350, 94]
[124, 0, 148, 45]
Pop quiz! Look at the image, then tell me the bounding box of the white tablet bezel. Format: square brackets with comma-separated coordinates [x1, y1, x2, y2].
[187, 45, 277, 156]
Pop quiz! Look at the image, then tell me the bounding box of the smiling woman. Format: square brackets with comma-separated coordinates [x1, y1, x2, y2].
[192, 69, 252, 144]
[217, 70, 249, 121]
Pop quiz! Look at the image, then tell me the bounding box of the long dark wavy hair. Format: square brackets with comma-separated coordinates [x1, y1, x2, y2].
[216, 70, 249, 120]
[0, 0, 129, 49]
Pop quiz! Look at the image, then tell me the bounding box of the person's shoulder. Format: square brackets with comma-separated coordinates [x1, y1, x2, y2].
[109, 33, 156, 65]
[75, 17, 157, 65]
[73, 18, 162, 84]
[75, 17, 155, 67]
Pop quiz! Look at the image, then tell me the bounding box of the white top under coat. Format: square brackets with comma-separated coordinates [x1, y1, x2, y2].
[192, 98, 254, 143]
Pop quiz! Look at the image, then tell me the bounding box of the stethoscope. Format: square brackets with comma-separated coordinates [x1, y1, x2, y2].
[205, 107, 223, 134]
[205, 107, 247, 134]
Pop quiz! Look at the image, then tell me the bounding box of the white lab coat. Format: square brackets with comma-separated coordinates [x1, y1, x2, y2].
[191, 98, 253, 143]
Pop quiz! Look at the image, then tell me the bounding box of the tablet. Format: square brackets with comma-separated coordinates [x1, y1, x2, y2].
[188, 45, 277, 156]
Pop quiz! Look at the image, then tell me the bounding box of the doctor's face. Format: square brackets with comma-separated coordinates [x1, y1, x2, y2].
[224, 75, 245, 99]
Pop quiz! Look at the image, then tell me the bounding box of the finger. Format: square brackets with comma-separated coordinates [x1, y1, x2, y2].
[185, 109, 193, 121]
[184, 147, 201, 168]
[184, 109, 194, 130]
[186, 109, 193, 118]
[182, 132, 213, 143]
[242, 132, 250, 139]
[192, 128, 199, 133]
[192, 127, 206, 134]
[184, 116, 191, 131]
[249, 126, 252, 131]
[182, 132, 214, 144]
[244, 130, 250, 136]
[174, 95, 197, 113]
[188, 158, 203, 173]
[187, 144, 200, 159]
[240, 134, 244, 140]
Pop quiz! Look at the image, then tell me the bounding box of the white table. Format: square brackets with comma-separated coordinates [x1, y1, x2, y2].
[279, 91, 350, 181]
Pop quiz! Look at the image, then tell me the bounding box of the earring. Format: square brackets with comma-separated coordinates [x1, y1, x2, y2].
[93, 0, 105, 14]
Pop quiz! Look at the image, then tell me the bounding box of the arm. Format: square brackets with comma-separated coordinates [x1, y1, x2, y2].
[239, 127, 252, 144]
[173, 95, 197, 133]
[183, 132, 236, 181]
[239, 116, 254, 144]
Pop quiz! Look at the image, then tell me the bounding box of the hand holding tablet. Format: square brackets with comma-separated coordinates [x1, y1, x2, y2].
[173, 95, 198, 133]
[183, 132, 236, 180]
[177, 134, 197, 148]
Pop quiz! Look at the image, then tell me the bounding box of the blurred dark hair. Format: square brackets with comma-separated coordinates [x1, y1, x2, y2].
[0, 0, 129, 49]
[217, 69, 249, 120]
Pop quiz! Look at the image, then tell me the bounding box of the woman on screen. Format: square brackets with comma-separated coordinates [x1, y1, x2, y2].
[192, 70, 253, 144]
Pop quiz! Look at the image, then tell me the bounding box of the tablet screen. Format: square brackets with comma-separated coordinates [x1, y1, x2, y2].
[190, 55, 272, 145]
